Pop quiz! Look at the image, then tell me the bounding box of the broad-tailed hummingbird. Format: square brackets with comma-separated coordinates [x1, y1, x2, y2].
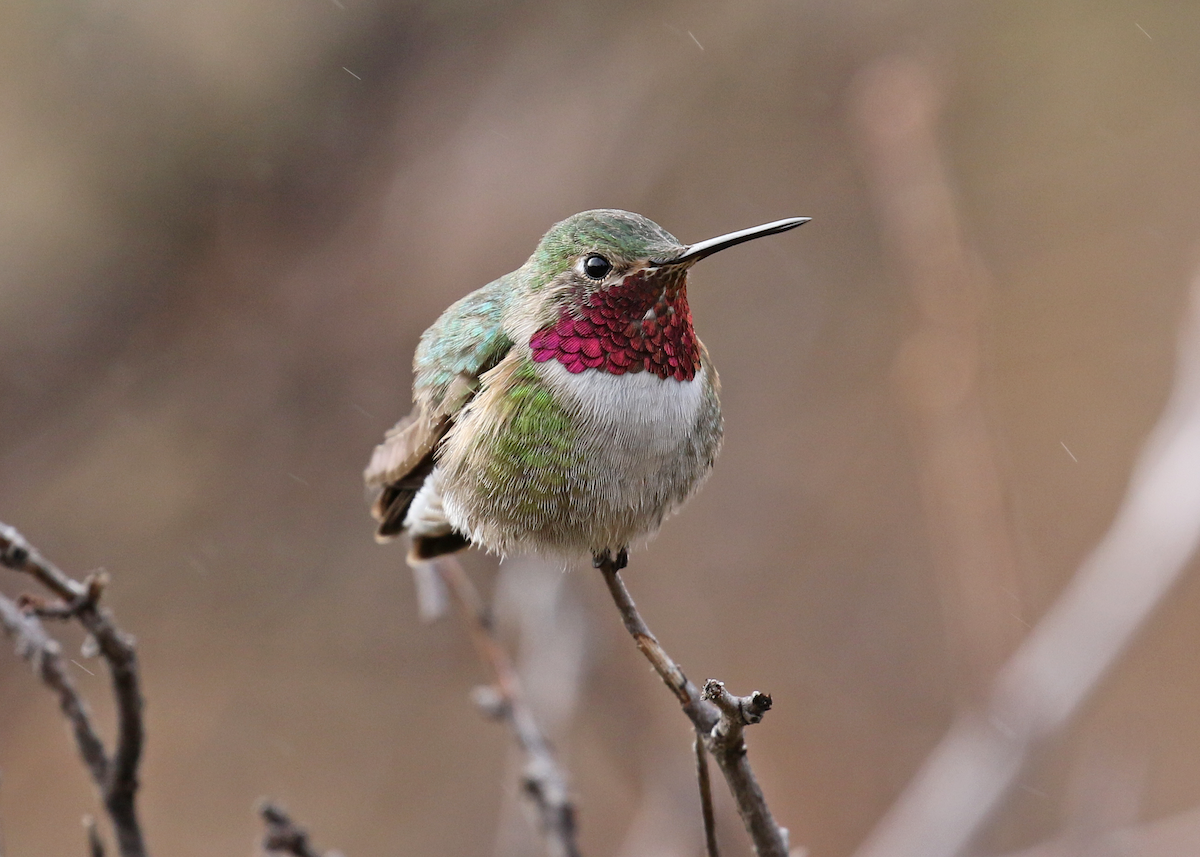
[365, 209, 808, 568]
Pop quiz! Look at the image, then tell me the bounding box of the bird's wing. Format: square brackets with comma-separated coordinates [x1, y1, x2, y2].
[364, 275, 515, 538]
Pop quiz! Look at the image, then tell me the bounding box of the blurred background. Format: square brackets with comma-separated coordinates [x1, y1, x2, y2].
[3, 1, 1200, 855]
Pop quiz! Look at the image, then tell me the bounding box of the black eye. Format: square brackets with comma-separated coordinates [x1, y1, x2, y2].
[583, 254, 612, 280]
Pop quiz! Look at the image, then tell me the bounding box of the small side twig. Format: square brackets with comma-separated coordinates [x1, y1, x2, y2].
[694, 733, 720, 857]
[597, 559, 788, 857]
[0, 523, 147, 857]
[259, 801, 328, 857]
[18, 572, 108, 621]
[432, 556, 580, 857]
[702, 679, 773, 755]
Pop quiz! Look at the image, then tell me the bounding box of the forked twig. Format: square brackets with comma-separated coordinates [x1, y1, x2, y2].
[703, 680, 773, 750]
[0, 523, 147, 857]
[430, 556, 580, 857]
[0, 596, 108, 783]
[597, 558, 787, 857]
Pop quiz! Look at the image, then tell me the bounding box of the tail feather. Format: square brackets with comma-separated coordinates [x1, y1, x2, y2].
[371, 449, 472, 560]
[410, 532, 472, 561]
[371, 449, 436, 539]
[365, 390, 474, 558]
[364, 410, 446, 489]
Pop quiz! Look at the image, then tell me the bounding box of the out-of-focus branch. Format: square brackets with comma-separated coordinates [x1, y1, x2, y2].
[259, 801, 331, 857]
[488, 559, 587, 857]
[996, 803, 1200, 857]
[852, 267, 1200, 857]
[0, 595, 109, 783]
[0, 523, 147, 857]
[431, 556, 580, 857]
[852, 55, 1022, 695]
[596, 558, 788, 857]
[85, 816, 106, 857]
[611, 757, 705, 857]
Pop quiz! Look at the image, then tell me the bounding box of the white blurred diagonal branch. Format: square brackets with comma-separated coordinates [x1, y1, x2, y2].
[854, 269, 1200, 857]
[430, 557, 581, 857]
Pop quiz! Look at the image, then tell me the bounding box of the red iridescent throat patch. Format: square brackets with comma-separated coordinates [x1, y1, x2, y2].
[529, 268, 701, 381]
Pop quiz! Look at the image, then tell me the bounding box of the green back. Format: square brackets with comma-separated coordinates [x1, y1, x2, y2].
[413, 272, 515, 410]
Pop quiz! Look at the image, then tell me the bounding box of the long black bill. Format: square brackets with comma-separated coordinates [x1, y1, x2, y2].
[650, 216, 811, 267]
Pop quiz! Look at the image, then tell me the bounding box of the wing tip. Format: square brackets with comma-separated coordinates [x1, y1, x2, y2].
[409, 532, 472, 561]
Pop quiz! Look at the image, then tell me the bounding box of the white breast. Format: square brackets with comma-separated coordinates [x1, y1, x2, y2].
[538, 359, 707, 451]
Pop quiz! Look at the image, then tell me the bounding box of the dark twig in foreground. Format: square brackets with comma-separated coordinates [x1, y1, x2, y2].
[0, 523, 147, 857]
[597, 558, 788, 857]
[85, 815, 106, 857]
[694, 733, 720, 857]
[0, 596, 108, 784]
[431, 557, 581, 857]
[259, 801, 328, 857]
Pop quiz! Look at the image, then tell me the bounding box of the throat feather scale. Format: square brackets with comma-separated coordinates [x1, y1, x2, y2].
[529, 268, 701, 381]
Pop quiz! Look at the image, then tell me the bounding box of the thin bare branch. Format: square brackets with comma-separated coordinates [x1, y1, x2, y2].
[0, 593, 109, 784]
[596, 558, 714, 725]
[693, 734, 720, 857]
[0, 523, 86, 601]
[19, 572, 108, 621]
[432, 557, 580, 857]
[596, 559, 788, 857]
[0, 523, 147, 857]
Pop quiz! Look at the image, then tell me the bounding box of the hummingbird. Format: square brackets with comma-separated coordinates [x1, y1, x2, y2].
[364, 209, 808, 568]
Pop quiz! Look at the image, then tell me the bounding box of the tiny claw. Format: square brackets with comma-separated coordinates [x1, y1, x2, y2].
[592, 548, 629, 570]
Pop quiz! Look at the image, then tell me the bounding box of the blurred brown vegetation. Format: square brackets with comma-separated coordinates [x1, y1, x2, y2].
[4, 1, 1200, 855]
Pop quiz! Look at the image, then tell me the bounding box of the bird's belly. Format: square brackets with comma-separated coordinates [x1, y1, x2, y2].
[546, 360, 709, 485]
[439, 355, 721, 556]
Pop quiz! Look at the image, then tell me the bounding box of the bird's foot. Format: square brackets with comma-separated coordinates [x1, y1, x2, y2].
[592, 547, 629, 571]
